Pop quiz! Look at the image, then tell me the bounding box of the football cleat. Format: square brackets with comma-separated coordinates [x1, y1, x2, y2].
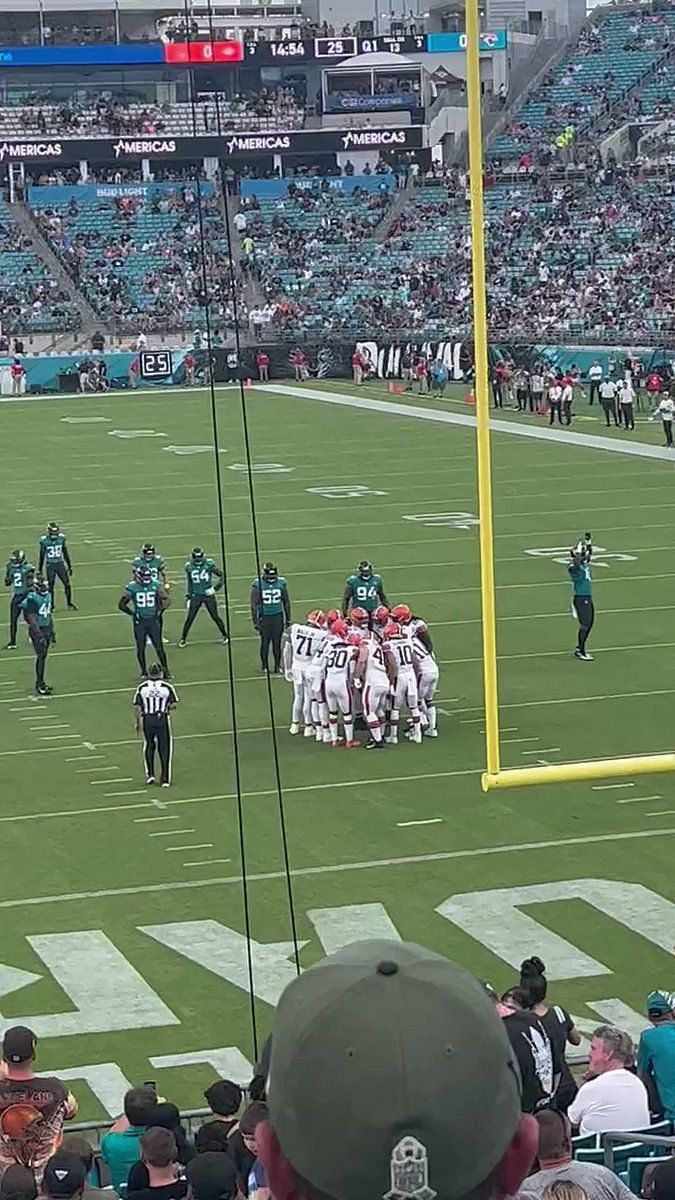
[331, 619, 349, 639]
[303, 726, 315, 738]
[191, 547, 205, 563]
[357, 560, 373, 579]
[345, 740, 360, 749]
[47, 522, 60, 536]
[391, 604, 412, 624]
[383, 621, 401, 639]
[289, 723, 300, 735]
[307, 609, 325, 628]
[373, 604, 390, 625]
[10, 549, 25, 564]
[262, 562, 278, 581]
[365, 738, 384, 749]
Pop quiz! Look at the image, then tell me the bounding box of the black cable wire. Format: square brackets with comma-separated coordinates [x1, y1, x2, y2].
[180, 0, 260, 1062]
[193, 2, 303, 977]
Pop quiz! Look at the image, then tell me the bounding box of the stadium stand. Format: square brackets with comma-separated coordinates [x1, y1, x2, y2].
[489, 9, 675, 164]
[0, 203, 78, 333]
[33, 187, 240, 334]
[0, 89, 305, 137]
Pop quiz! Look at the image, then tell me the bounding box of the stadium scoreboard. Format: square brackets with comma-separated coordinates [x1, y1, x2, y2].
[245, 33, 427, 64]
[139, 350, 173, 379]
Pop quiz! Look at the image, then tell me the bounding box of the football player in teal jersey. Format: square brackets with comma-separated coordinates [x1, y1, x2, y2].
[342, 561, 388, 619]
[179, 548, 228, 647]
[132, 542, 169, 641]
[4, 549, 34, 649]
[38, 522, 77, 611]
[119, 566, 171, 678]
[21, 573, 55, 695]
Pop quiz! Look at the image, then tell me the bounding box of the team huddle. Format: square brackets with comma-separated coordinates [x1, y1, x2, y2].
[283, 593, 440, 749]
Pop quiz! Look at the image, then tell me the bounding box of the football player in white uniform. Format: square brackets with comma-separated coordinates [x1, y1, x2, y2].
[283, 609, 325, 737]
[382, 620, 422, 744]
[372, 604, 390, 640]
[355, 632, 396, 749]
[390, 604, 433, 651]
[412, 633, 439, 738]
[316, 618, 359, 748]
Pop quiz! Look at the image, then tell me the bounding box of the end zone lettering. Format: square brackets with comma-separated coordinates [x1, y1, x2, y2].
[0, 140, 61, 160]
[113, 138, 177, 158]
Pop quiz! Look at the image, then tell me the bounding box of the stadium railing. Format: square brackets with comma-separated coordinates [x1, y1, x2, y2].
[601, 1129, 675, 1172]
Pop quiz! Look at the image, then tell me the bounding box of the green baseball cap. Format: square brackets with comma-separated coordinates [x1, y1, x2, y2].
[647, 990, 675, 1017]
[267, 940, 523, 1200]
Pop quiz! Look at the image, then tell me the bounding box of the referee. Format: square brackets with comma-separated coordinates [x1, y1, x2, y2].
[251, 562, 290, 673]
[133, 664, 178, 787]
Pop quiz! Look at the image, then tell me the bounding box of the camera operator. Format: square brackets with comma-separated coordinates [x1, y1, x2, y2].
[568, 535, 594, 662]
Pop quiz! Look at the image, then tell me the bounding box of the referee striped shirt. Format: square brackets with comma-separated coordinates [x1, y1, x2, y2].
[134, 679, 178, 716]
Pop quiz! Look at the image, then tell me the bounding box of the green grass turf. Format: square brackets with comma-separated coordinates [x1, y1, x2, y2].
[0, 379, 674, 1119]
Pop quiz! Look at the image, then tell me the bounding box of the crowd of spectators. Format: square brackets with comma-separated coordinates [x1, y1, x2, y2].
[0, 208, 77, 333]
[0, 942, 672, 1200]
[34, 186, 242, 335]
[490, 10, 675, 169]
[247, 160, 675, 344]
[0, 86, 305, 139]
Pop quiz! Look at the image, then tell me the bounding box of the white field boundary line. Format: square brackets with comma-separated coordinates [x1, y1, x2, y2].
[266, 385, 675, 464]
[0, 826, 673, 909]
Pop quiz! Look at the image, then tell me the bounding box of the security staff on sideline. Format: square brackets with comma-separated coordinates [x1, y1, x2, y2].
[568, 534, 594, 662]
[133, 664, 178, 787]
[251, 562, 290, 673]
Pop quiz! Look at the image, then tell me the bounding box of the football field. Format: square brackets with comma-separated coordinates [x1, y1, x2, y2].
[0, 377, 674, 1121]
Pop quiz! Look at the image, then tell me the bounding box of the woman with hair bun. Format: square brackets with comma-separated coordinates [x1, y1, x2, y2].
[520, 956, 582, 1110]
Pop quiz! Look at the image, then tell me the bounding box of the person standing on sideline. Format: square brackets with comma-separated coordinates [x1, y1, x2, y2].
[548, 378, 563, 425]
[0, 1026, 77, 1183]
[251, 563, 290, 673]
[588, 360, 603, 405]
[599, 377, 619, 427]
[561, 375, 574, 426]
[351, 348, 364, 386]
[617, 378, 635, 430]
[256, 349, 269, 383]
[568, 541, 594, 662]
[652, 393, 674, 447]
[530, 368, 544, 413]
[134, 664, 178, 787]
[637, 991, 675, 1121]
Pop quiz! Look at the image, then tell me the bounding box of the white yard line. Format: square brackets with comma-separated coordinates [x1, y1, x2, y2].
[149, 829, 195, 838]
[183, 858, 231, 867]
[165, 843, 214, 853]
[592, 783, 635, 791]
[0, 826, 672, 909]
[617, 795, 663, 805]
[397, 818, 443, 827]
[267, 384, 675, 464]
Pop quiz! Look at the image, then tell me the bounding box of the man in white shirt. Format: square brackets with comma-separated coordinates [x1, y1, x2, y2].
[588, 361, 603, 406]
[617, 379, 635, 431]
[567, 1026, 650, 1135]
[599, 378, 619, 428]
[652, 395, 674, 447]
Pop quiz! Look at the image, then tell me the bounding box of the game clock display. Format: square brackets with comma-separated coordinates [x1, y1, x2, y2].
[139, 350, 173, 380]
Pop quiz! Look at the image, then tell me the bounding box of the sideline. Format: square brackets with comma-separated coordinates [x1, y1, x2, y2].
[266, 385, 675, 464]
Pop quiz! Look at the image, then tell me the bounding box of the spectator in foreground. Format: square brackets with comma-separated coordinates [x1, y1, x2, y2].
[519, 1111, 635, 1200]
[568, 1027, 650, 1135]
[42, 1152, 87, 1200]
[0, 1027, 77, 1183]
[520, 957, 581, 1110]
[186, 1154, 237, 1200]
[101, 1085, 155, 1194]
[143, 1105, 191, 1167]
[61, 1137, 100, 1200]
[638, 991, 675, 1120]
[257, 939, 538, 1200]
[501, 987, 555, 1114]
[127, 1129, 186, 1200]
[229, 1105, 267, 1198]
[0, 1165, 37, 1200]
[195, 1081, 241, 1153]
[540, 1183, 587, 1200]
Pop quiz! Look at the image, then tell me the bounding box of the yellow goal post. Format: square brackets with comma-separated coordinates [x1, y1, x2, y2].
[463, 0, 675, 792]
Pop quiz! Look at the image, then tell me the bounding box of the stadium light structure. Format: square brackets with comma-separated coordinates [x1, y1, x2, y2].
[464, 0, 675, 792]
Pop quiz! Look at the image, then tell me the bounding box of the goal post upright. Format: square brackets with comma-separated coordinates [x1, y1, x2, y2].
[466, 0, 501, 781]
[464, 0, 675, 793]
